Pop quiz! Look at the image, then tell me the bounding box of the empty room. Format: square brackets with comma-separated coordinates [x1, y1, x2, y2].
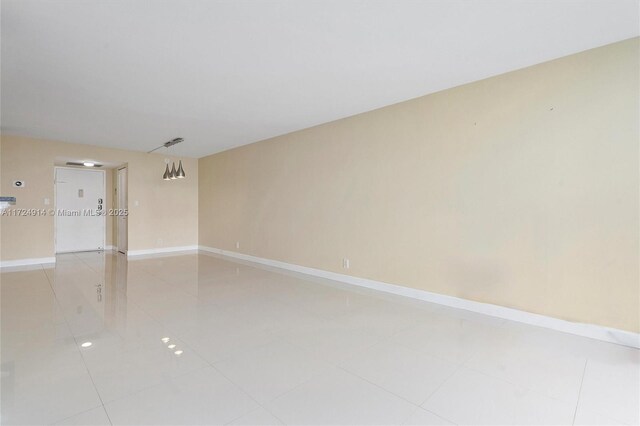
[1, 1, 638, 425]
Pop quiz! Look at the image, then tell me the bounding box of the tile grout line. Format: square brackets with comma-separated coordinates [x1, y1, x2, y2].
[99, 365, 213, 409]
[188, 345, 289, 425]
[335, 364, 421, 403]
[185, 338, 290, 425]
[456, 338, 588, 408]
[332, 364, 459, 426]
[50, 405, 109, 426]
[416, 361, 465, 408]
[572, 359, 588, 425]
[459, 362, 580, 407]
[72, 251, 102, 274]
[401, 345, 468, 425]
[41, 261, 114, 426]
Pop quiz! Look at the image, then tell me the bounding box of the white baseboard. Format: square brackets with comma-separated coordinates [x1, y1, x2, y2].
[127, 245, 199, 258]
[199, 245, 640, 349]
[0, 257, 56, 269]
[0, 246, 197, 267]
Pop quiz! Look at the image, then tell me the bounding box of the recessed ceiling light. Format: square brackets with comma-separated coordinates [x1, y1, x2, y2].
[167, 344, 176, 349]
[81, 342, 92, 348]
[174, 350, 183, 355]
[161, 337, 170, 343]
[83, 162, 95, 167]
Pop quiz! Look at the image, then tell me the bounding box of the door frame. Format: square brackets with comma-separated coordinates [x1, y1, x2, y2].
[115, 166, 128, 254]
[54, 166, 107, 253]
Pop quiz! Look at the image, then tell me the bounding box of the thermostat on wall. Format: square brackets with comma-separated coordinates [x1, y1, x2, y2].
[13, 180, 25, 188]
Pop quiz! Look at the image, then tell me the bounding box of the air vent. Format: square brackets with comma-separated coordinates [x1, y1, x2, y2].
[66, 162, 103, 167]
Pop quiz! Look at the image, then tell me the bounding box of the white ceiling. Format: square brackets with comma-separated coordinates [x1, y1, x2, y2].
[2, 0, 638, 158]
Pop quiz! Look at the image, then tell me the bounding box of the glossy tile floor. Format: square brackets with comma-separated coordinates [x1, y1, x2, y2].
[1, 251, 638, 425]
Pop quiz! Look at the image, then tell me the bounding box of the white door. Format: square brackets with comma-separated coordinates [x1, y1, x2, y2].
[116, 167, 128, 254]
[55, 167, 105, 253]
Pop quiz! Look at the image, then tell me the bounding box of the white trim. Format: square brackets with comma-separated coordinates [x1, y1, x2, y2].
[127, 245, 199, 257]
[0, 257, 56, 268]
[116, 165, 128, 254]
[199, 245, 640, 349]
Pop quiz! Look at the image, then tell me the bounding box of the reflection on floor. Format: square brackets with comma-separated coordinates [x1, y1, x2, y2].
[1, 251, 638, 425]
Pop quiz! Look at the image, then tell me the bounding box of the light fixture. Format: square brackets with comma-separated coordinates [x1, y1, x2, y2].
[161, 337, 170, 343]
[148, 138, 186, 181]
[176, 160, 185, 178]
[81, 342, 92, 348]
[66, 162, 103, 168]
[168, 344, 176, 349]
[174, 350, 183, 355]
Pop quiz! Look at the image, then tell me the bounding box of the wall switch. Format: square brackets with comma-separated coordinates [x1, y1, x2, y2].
[134, 200, 139, 207]
[343, 258, 350, 269]
[44, 198, 50, 205]
[157, 238, 163, 246]
[236, 241, 240, 249]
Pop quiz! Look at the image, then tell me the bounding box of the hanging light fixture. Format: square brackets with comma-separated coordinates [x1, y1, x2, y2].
[176, 160, 186, 178]
[148, 138, 186, 181]
[170, 162, 178, 179]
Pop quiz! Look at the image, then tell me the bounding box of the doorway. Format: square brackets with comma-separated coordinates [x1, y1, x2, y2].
[116, 166, 128, 254]
[55, 167, 106, 253]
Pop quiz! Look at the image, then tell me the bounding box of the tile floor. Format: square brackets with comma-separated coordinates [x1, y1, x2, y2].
[1, 251, 638, 425]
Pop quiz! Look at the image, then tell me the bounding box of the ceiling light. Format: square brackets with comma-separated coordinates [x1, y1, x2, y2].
[168, 344, 176, 349]
[81, 342, 92, 348]
[161, 337, 170, 343]
[174, 350, 183, 355]
[176, 160, 186, 178]
[149, 138, 186, 181]
[66, 161, 103, 167]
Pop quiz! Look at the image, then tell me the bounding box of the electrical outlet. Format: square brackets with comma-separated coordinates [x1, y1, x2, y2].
[343, 258, 350, 269]
[236, 241, 240, 249]
[157, 238, 163, 246]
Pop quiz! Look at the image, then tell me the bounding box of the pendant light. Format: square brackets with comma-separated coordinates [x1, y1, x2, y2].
[149, 138, 186, 181]
[163, 162, 171, 180]
[176, 160, 186, 178]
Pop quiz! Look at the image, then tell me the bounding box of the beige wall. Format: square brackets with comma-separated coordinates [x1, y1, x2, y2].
[199, 38, 639, 332]
[1, 136, 198, 260]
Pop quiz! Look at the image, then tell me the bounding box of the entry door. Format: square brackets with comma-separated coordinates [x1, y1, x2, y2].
[116, 167, 128, 254]
[55, 168, 105, 253]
